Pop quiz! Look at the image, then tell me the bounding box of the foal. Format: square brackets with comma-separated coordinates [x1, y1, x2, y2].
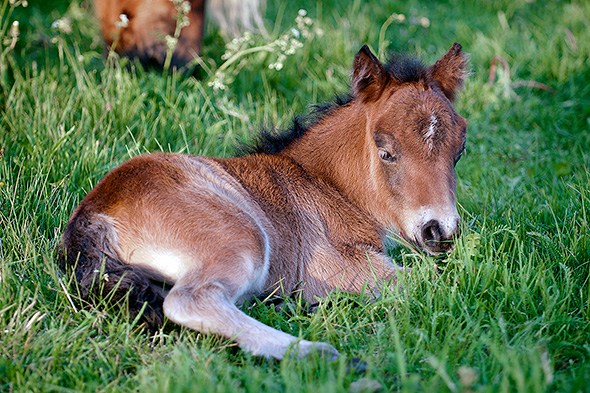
[59, 43, 469, 360]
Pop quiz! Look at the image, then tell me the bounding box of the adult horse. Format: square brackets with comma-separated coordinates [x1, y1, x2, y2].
[95, 0, 265, 68]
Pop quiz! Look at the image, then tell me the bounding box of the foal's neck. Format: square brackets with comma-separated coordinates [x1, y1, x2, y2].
[281, 102, 388, 226]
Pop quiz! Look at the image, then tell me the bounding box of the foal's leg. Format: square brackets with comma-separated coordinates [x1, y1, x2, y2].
[342, 246, 405, 294]
[162, 254, 339, 360]
[304, 244, 404, 300]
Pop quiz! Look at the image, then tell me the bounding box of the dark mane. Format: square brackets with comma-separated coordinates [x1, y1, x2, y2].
[385, 53, 427, 83]
[237, 52, 426, 156]
[237, 93, 353, 156]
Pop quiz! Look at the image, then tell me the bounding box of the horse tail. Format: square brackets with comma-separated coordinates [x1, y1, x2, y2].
[209, 0, 267, 38]
[57, 212, 166, 330]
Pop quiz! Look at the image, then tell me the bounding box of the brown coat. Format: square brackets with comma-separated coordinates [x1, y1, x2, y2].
[59, 43, 469, 359]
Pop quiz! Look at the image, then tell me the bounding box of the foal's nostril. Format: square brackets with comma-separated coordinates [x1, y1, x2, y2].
[421, 219, 456, 254]
[422, 219, 442, 244]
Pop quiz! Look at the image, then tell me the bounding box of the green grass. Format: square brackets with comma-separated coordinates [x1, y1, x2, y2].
[1, 0, 589, 391]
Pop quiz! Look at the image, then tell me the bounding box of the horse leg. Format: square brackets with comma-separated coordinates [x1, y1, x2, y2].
[304, 244, 405, 300]
[162, 255, 339, 360]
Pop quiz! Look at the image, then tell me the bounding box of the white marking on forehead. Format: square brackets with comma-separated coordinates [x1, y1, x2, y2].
[423, 112, 438, 152]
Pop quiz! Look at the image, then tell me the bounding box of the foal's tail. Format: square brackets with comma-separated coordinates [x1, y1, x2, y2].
[57, 212, 165, 330]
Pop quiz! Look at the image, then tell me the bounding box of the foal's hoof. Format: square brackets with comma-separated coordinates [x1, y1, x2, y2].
[293, 340, 339, 361]
[291, 340, 367, 373]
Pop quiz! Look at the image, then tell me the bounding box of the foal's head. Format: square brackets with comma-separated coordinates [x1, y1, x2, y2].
[352, 43, 469, 255]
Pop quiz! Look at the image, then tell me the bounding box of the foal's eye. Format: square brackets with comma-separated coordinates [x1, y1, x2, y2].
[378, 148, 396, 162]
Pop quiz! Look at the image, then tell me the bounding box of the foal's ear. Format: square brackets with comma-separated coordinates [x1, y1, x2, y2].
[352, 45, 390, 101]
[428, 42, 469, 101]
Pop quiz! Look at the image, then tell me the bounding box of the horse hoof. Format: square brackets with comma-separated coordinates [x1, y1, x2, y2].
[292, 340, 339, 361]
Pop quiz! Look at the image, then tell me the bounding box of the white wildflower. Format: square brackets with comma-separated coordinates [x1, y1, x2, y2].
[165, 35, 178, 49]
[115, 14, 129, 28]
[180, 1, 191, 15]
[9, 21, 19, 38]
[212, 9, 318, 87]
[179, 15, 190, 28]
[269, 53, 286, 71]
[392, 13, 406, 23]
[208, 72, 227, 91]
[268, 61, 283, 71]
[51, 17, 72, 34]
[418, 16, 430, 28]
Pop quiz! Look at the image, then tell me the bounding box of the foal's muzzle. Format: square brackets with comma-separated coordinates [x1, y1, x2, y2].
[421, 218, 459, 254]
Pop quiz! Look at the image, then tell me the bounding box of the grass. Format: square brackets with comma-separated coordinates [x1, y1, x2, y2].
[1, 0, 589, 391]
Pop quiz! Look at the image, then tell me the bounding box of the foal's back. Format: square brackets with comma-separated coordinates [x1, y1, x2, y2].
[63, 151, 388, 299]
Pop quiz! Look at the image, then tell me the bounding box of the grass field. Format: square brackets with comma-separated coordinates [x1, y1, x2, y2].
[1, 0, 589, 391]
